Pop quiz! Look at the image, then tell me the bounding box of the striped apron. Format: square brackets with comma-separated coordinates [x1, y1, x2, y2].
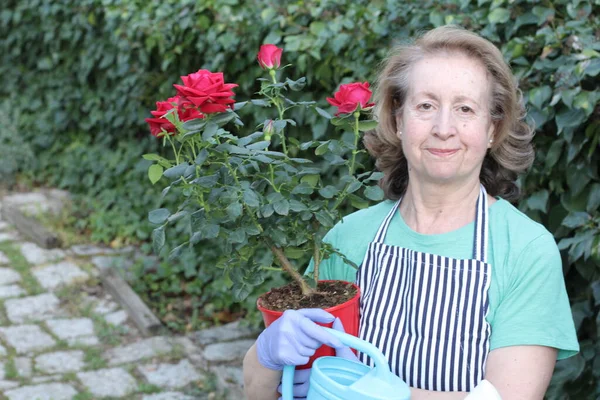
[356, 185, 491, 392]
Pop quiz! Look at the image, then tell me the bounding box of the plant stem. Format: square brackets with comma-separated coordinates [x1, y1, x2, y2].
[166, 135, 180, 165]
[349, 111, 360, 176]
[268, 241, 313, 295]
[313, 236, 321, 284]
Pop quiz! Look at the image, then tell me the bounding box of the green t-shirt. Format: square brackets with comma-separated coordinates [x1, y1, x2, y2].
[306, 198, 579, 360]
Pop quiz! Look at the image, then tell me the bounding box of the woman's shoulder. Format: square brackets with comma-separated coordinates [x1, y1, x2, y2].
[490, 197, 556, 252]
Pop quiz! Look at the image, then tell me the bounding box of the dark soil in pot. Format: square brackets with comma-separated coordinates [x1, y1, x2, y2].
[259, 280, 357, 312]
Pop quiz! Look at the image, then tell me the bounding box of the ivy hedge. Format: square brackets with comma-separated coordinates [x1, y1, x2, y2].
[1, 0, 598, 397]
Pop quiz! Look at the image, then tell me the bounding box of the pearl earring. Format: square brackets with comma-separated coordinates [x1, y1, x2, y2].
[489, 139, 493, 143]
[398, 131, 403, 136]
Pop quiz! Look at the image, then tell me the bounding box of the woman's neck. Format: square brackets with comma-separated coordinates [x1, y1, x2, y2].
[399, 180, 482, 235]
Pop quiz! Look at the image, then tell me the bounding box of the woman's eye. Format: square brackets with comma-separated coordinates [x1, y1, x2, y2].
[419, 103, 433, 110]
[460, 106, 473, 113]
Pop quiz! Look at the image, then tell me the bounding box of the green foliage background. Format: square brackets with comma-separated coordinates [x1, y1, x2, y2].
[1, 0, 598, 397]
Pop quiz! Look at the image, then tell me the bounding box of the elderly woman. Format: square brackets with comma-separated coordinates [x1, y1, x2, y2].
[243, 25, 579, 399]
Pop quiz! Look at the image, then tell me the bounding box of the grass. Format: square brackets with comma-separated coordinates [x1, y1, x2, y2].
[0, 241, 44, 295]
[91, 314, 129, 346]
[83, 347, 107, 370]
[3, 357, 19, 380]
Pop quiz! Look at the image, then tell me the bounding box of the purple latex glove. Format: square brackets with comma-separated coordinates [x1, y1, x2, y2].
[275, 317, 358, 400]
[256, 308, 344, 371]
[277, 368, 311, 400]
[333, 317, 359, 362]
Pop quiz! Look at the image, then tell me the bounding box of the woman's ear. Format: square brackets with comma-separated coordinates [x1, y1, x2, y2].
[396, 115, 403, 140]
[487, 123, 495, 148]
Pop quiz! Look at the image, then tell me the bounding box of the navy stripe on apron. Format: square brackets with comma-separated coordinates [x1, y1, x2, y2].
[356, 185, 492, 392]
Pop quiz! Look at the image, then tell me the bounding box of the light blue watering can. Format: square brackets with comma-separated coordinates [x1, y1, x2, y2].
[282, 327, 411, 400]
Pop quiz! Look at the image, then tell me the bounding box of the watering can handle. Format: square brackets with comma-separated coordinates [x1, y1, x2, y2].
[281, 327, 391, 399]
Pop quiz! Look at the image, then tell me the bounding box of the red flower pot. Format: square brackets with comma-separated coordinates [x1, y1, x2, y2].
[257, 280, 360, 369]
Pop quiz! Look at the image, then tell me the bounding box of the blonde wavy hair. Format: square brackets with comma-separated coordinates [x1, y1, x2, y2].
[364, 25, 534, 202]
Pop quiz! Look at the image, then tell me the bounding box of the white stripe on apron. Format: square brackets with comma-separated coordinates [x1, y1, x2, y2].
[356, 185, 492, 392]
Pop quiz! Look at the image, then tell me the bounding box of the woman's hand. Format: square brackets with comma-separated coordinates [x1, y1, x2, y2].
[256, 308, 344, 370]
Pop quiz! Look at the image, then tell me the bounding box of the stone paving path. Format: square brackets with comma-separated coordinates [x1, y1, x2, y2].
[0, 191, 258, 400]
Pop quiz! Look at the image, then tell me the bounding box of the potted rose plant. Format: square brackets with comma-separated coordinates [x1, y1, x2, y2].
[143, 44, 383, 365]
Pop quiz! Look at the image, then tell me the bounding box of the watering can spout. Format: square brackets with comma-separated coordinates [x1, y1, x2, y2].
[282, 327, 411, 400]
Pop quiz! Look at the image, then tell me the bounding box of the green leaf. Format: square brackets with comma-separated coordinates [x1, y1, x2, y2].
[366, 171, 385, 182]
[202, 122, 219, 140]
[314, 210, 334, 227]
[349, 193, 369, 209]
[148, 164, 163, 184]
[251, 99, 270, 107]
[201, 224, 220, 240]
[284, 247, 306, 259]
[544, 140, 563, 169]
[168, 244, 186, 262]
[555, 108, 586, 134]
[315, 142, 329, 156]
[246, 141, 270, 150]
[229, 228, 247, 243]
[358, 120, 378, 132]
[243, 188, 260, 207]
[148, 208, 170, 224]
[488, 8, 510, 24]
[364, 185, 384, 201]
[527, 190, 549, 213]
[289, 199, 308, 212]
[528, 86, 552, 110]
[315, 107, 332, 120]
[292, 182, 314, 195]
[273, 199, 290, 216]
[195, 149, 209, 165]
[193, 174, 219, 188]
[347, 179, 362, 194]
[152, 226, 165, 253]
[226, 202, 243, 219]
[234, 101, 247, 111]
[319, 185, 339, 199]
[587, 184, 600, 214]
[261, 204, 274, 218]
[286, 77, 306, 91]
[562, 212, 590, 229]
[301, 174, 320, 187]
[163, 163, 188, 179]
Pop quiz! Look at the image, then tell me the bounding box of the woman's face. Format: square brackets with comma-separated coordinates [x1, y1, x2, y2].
[396, 53, 495, 187]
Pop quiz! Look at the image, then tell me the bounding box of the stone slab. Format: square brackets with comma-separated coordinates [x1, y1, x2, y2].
[0, 221, 9, 231]
[0, 232, 20, 242]
[31, 375, 61, 384]
[4, 382, 78, 400]
[68, 335, 100, 346]
[203, 339, 255, 363]
[70, 244, 135, 257]
[0, 380, 20, 390]
[31, 261, 89, 290]
[0, 250, 9, 263]
[137, 359, 203, 389]
[104, 309, 128, 326]
[0, 267, 21, 285]
[77, 367, 137, 397]
[142, 393, 196, 400]
[35, 350, 85, 374]
[45, 317, 95, 340]
[20, 242, 65, 265]
[192, 320, 259, 346]
[0, 325, 57, 354]
[92, 297, 119, 314]
[3, 192, 48, 209]
[0, 284, 26, 299]
[105, 336, 173, 365]
[5, 293, 62, 323]
[0, 343, 6, 355]
[15, 357, 32, 378]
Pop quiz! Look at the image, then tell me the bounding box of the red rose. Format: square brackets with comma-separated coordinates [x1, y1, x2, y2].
[174, 70, 237, 114]
[326, 82, 375, 116]
[257, 44, 283, 70]
[145, 96, 203, 137]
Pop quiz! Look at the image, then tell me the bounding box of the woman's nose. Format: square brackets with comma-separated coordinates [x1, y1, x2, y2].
[432, 108, 456, 139]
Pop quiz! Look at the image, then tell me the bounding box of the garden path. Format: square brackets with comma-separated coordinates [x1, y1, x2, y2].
[0, 190, 256, 400]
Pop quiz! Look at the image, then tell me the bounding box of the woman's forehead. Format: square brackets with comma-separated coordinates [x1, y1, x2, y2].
[406, 54, 492, 102]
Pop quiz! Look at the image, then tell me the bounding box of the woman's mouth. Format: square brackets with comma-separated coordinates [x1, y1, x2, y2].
[427, 148, 458, 157]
